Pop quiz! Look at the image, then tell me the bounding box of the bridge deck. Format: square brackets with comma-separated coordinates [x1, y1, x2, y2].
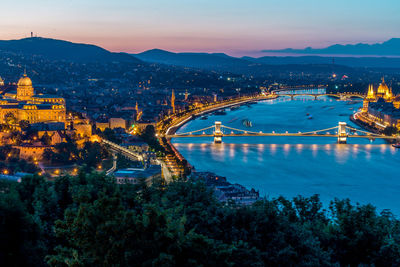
[167, 133, 398, 139]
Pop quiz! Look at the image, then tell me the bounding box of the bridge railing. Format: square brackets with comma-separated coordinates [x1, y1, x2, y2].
[167, 123, 398, 140]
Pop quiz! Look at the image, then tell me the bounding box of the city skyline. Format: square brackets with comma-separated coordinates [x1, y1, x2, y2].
[1, 0, 399, 56]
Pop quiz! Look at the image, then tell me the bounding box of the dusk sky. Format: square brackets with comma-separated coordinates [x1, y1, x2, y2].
[1, 0, 399, 56]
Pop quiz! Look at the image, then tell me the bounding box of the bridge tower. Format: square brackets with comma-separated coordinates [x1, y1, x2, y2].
[338, 122, 347, 144]
[214, 121, 223, 143]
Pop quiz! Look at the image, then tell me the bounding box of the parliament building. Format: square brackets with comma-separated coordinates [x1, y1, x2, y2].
[0, 74, 66, 127]
[362, 78, 400, 130]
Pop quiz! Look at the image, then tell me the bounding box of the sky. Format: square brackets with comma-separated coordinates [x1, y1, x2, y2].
[0, 0, 399, 56]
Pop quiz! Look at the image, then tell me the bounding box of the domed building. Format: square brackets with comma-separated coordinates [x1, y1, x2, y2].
[0, 73, 66, 127]
[365, 77, 393, 101]
[361, 77, 400, 131]
[363, 77, 394, 112]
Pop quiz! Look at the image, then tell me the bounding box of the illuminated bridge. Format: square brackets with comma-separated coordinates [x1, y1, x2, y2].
[166, 121, 399, 144]
[273, 90, 365, 100]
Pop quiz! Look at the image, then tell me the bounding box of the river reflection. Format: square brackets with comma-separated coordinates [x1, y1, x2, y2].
[172, 97, 400, 215]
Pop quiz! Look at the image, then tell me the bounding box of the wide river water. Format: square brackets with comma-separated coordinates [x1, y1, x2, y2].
[172, 96, 400, 215]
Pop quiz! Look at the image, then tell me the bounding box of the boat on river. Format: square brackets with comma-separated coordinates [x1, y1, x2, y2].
[392, 143, 400, 148]
[242, 119, 252, 127]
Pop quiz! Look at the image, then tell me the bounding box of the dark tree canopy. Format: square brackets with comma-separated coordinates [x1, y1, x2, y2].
[0, 172, 400, 267]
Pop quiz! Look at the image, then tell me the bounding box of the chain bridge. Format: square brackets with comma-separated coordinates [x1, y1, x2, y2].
[166, 121, 399, 144]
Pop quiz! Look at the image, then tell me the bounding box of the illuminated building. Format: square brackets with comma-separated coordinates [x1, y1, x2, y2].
[361, 77, 400, 130]
[362, 77, 394, 112]
[0, 73, 66, 126]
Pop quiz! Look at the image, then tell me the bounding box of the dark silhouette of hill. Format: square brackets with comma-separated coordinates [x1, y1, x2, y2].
[0, 37, 140, 63]
[135, 48, 400, 73]
[134, 49, 261, 71]
[263, 38, 400, 56]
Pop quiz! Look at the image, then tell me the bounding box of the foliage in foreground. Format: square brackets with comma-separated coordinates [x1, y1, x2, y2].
[1, 172, 400, 266]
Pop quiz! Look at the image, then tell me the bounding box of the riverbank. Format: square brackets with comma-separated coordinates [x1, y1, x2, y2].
[350, 112, 382, 134]
[351, 111, 398, 143]
[157, 94, 277, 178]
[160, 94, 278, 137]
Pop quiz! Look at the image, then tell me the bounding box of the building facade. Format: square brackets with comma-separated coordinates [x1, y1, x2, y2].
[362, 78, 400, 130]
[0, 74, 66, 126]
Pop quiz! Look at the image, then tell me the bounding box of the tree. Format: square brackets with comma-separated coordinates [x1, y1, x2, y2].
[19, 120, 30, 131]
[140, 125, 164, 152]
[4, 113, 16, 125]
[41, 132, 52, 146]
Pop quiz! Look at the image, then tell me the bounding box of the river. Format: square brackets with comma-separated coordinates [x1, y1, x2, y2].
[172, 96, 400, 215]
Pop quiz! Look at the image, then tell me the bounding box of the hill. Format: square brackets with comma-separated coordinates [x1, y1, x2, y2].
[134, 49, 260, 71]
[135, 48, 400, 73]
[0, 37, 141, 63]
[262, 38, 400, 56]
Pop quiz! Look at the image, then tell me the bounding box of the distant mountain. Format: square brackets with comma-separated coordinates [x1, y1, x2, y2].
[243, 56, 400, 68]
[263, 38, 400, 56]
[134, 49, 260, 71]
[135, 48, 400, 71]
[0, 37, 140, 63]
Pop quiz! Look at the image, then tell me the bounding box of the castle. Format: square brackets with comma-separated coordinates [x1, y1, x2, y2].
[0, 73, 66, 127]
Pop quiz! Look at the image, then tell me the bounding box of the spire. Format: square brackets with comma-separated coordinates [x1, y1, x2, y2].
[382, 76, 385, 84]
[171, 90, 176, 113]
[184, 89, 188, 101]
[367, 84, 375, 99]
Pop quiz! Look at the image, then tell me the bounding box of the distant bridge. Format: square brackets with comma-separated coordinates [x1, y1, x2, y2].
[166, 121, 399, 144]
[271, 88, 365, 100]
[275, 93, 365, 100]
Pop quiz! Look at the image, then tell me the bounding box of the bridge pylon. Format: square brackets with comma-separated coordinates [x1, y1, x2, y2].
[214, 121, 223, 143]
[338, 122, 347, 144]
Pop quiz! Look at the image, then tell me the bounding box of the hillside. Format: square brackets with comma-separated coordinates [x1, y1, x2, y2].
[135, 48, 400, 73]
[0, 37, 140, 63]
[263, 38, 400, 56]
[134, 49, 260, 71]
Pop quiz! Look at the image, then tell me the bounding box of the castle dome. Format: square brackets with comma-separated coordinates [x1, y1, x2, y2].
[17, 74, 32, 87]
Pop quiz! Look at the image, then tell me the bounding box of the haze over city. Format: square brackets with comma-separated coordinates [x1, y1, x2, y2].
[1, 0, 400, 56]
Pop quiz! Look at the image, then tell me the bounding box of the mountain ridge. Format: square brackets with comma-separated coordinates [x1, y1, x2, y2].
[262, 38, 400, 56]
[134, 48, 400, 70]
[0, 37, 141, 63]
